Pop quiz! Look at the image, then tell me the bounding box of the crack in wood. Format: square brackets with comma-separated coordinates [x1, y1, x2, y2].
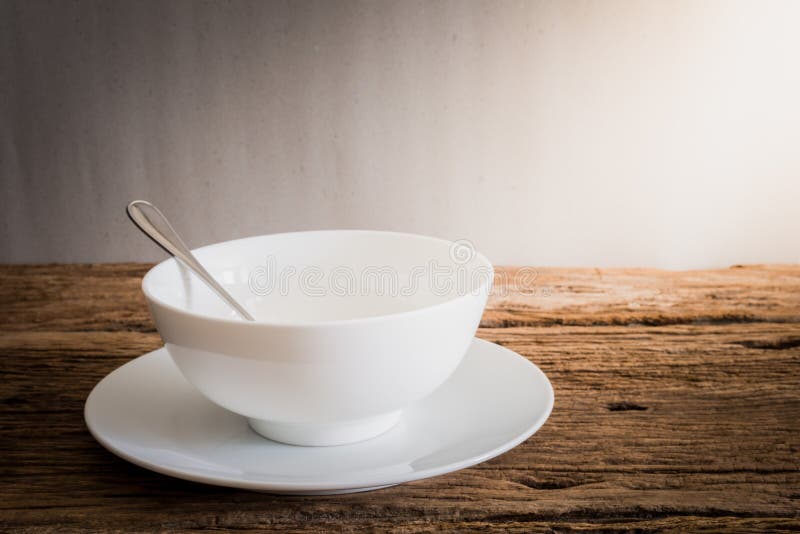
[481, 314, 789, 329]
[606, 402, 649, 412]
[483, 508, 770, 524]
[511, 477, 587, 490]
[734, 338, 800, 350]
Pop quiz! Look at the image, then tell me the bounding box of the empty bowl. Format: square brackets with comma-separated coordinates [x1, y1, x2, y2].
[141, 230, 493, 446]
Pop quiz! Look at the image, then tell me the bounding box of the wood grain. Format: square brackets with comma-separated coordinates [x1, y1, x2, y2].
[1, 264, 799, 532]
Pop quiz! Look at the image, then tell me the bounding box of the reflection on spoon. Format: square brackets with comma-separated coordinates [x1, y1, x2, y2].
[126, 200, 255, 321]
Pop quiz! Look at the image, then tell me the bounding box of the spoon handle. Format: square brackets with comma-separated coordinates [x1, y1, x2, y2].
[126, 200, 255, 321]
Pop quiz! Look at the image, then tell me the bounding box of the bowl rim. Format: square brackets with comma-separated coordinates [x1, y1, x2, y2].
[141, 229, 494, 328]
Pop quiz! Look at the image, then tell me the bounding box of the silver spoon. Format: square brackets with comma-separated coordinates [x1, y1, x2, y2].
[126, 200, 255, 321]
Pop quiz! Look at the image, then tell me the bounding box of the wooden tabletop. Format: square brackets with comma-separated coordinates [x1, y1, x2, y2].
[2, 264, 799, 532]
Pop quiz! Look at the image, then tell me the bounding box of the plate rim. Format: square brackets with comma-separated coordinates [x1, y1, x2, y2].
[84, 338, 554, 493]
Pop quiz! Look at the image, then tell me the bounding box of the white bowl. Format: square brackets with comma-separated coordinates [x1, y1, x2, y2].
[142, 230, 493, 446]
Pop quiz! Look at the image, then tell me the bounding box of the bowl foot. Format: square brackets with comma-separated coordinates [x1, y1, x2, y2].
[247, 410, 402, 447]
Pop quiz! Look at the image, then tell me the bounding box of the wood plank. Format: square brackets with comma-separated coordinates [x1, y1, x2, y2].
[2, 263, 800, 332]
[0, 264, 154, 332]
[487, 265, 800, 326]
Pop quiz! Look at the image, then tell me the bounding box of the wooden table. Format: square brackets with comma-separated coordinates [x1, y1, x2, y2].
[2, 264, 799, 532]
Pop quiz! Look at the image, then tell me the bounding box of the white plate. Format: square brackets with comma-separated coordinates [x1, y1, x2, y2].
[85, 338, 553, 494]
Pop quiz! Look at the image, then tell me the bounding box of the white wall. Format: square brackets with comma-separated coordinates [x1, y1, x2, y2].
[2, 0, 799, 268]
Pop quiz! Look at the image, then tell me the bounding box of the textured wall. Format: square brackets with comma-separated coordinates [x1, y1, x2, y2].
[2, 0, 799, 267]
